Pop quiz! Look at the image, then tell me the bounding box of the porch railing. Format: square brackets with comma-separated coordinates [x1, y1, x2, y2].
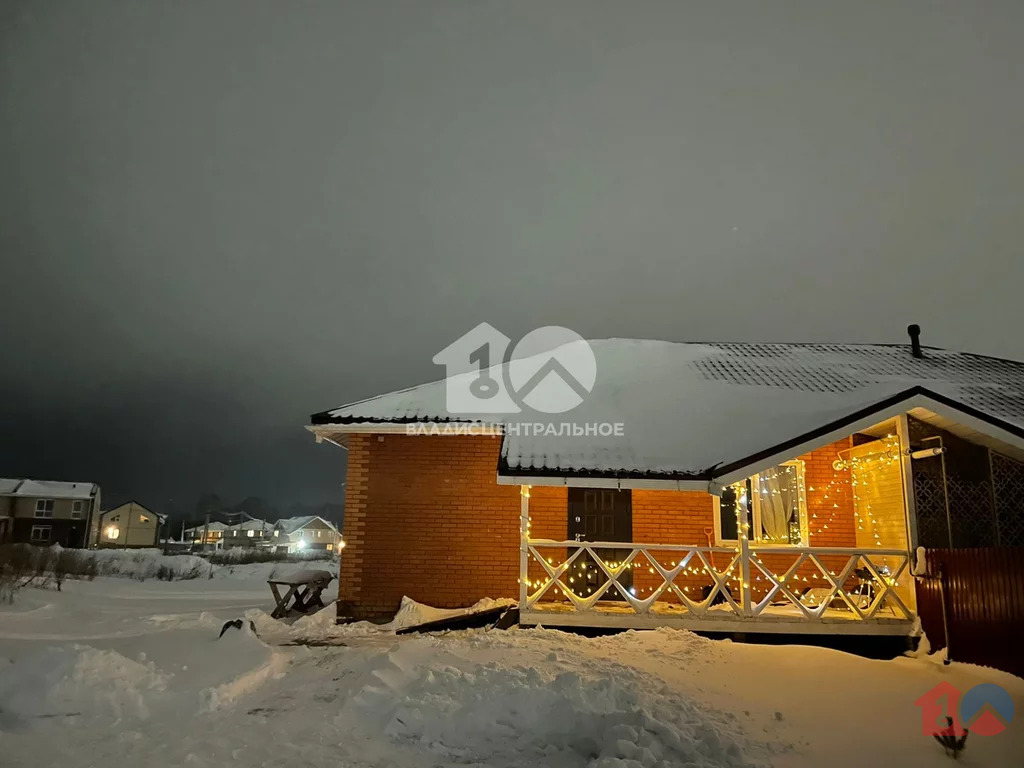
[522, 539, 914, 623]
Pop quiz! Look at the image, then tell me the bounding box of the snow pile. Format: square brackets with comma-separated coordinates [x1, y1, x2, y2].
[284, 596, 513, 643]
[5, 570, 1024, 768]
[207, 547, 334, 564]
[89, 548, 213, 580]
[912, 545, 929, 576]
[199, 624, 289, 712]
[41, 546, 327, 583]
[0, 645, 168, 727]
[339, 634, 753, 768]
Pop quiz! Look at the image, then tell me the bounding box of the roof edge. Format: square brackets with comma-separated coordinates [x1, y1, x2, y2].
[713, 386, 1024, 481]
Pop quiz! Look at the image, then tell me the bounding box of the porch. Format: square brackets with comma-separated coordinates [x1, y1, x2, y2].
[517, 427, 918, 636]
[519, 539, 914, 635]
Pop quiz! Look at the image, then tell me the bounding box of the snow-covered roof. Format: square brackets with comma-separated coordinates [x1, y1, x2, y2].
[275, 515, 339, 535]
[184, 521, 229, 534]
[311, 339, 1024, 481]
[0, 479, 98, 499]
[225, 519, 274, 532]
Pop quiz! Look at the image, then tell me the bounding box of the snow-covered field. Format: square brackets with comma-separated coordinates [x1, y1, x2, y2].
[1, 567, 1022, 768]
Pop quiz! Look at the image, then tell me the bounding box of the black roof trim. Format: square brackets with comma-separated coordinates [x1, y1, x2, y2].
[496, 386, 1024, 484]
[310, 413, 485, 426]
[712, 385, 1024, 479]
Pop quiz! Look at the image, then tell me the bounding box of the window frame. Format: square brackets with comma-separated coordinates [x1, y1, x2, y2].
[30, 525, 51, 542]
[715, 459, 809, 547]
[34, 499, 55, 518]
[71, 500, 84, 520]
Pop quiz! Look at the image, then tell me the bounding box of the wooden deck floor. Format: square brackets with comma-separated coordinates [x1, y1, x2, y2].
[521, 599, 915, 635]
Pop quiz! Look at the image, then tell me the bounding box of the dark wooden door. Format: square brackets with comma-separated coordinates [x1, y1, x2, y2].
[568, 488, 633, 599]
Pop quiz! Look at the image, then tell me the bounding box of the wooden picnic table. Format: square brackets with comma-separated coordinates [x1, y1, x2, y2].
[268, 569, 334, 619]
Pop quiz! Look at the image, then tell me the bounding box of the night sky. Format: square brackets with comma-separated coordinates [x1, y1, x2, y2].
[2, 2, 1022, 517]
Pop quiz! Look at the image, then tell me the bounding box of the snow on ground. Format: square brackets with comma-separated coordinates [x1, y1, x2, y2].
[1, 570, 1022, 768]
[59, 545, 335, 581]
[275, 595, 515, 644]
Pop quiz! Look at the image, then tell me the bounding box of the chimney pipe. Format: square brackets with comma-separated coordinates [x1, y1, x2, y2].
[907, 324, 923, 358]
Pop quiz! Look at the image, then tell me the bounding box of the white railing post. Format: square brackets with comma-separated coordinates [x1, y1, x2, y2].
[738, 534, 752, 616]
[737, 489, 753, 617]
[519, 485, 530, 608]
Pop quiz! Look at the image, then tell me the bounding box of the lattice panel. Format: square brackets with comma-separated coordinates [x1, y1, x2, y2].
[947, 478, 996, 547]
[914, 472, 951, 548]
[992, 453, 1024, 546]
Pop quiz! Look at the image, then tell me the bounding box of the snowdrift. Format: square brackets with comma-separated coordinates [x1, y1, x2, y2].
[338, 632, 753, 768]
[277, 595, 514, 643]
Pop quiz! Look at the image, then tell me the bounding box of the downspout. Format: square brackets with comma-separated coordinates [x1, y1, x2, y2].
[86, 486, 99, 549]
[938, 564, 952, 665]
[123, 502, 133, 550]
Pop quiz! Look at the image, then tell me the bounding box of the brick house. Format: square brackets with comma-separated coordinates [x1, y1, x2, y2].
[309, 334, 1024, 637]
[0, 479, 101, 548]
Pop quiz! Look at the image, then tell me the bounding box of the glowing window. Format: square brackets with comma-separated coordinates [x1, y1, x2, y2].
[719, 461, 808, 546]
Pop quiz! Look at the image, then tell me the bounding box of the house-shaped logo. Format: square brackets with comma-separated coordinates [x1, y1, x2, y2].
[433, 322, 520, 415]
[433, 323, 597, 416]
[915, 681, 1014, 737]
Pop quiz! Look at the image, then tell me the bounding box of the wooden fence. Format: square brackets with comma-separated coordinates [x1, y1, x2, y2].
[916, 547, 1024, 678]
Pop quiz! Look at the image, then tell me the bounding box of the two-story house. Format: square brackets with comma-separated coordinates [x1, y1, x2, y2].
[221, 518, 275, 548]
[94, 501, 163, 548]
[183, 521, 228, 549]
[270, 515, 342, 554]
[0, 479, 101, 548]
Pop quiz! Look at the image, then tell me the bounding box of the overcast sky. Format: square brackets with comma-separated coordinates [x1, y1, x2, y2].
[1, 1, 1022, 514]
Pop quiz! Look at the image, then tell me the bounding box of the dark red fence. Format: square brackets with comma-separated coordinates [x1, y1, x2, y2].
[916, 548, 1024, 678]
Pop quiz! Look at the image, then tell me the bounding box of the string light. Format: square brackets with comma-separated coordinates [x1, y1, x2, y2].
[523, 435, 907, 613]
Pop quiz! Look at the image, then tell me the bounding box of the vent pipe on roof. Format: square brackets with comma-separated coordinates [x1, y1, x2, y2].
[907, 324, 924, 358]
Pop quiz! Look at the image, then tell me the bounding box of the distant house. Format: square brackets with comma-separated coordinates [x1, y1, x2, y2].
[222, 518, 275, 548]
[270, 515, 342, 554]
[94, 502, 163, 548]
[183, 521, 228, 549]
[0, 479, 101, 548]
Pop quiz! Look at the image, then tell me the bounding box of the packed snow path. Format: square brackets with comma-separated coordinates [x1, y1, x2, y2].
[1, 571, 1022, 768]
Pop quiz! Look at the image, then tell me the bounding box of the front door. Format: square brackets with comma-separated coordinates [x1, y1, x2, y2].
[567, 488, 633, 599]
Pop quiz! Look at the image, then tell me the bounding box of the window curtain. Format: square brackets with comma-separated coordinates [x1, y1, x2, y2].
[757, 466, 797, 542]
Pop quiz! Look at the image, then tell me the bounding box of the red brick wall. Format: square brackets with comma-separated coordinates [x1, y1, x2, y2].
[631, 490, 716, 600]
[339, 434, 519, 618]
[805, 437, 856, 547]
